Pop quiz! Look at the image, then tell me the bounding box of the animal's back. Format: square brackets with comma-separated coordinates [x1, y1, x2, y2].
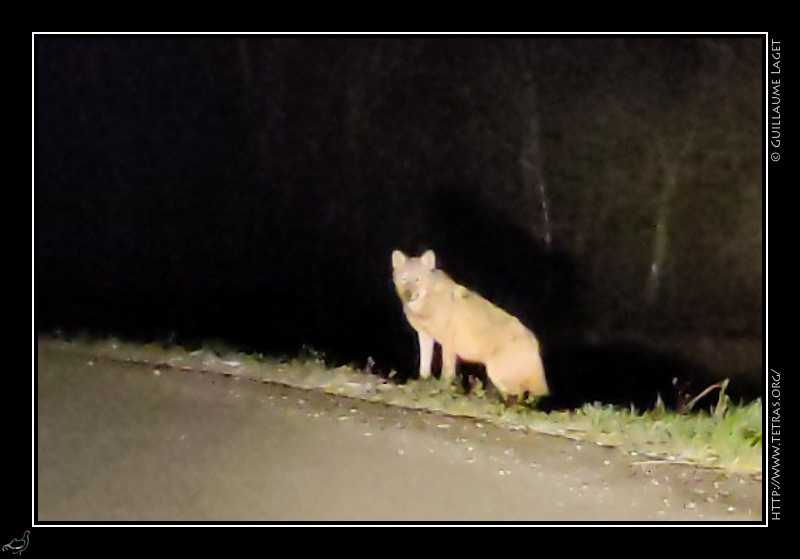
[449, 289, 549, 396]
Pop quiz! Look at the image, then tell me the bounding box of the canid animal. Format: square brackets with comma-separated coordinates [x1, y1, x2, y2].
[391, 249, 548, 400]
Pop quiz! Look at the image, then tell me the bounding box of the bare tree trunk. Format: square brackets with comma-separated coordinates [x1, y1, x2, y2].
[517, 42, 552, 250]
[538, 175, 552, 248]
[646, 164, 674, 306]
[646, 133, 694, 306]
[518, 128, 551, 249]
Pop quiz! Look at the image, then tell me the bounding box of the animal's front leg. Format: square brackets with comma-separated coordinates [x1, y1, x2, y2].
[418, 331, 434, 379]
[441, 346, 457, 382]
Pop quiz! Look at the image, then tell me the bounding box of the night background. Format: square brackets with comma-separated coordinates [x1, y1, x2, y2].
[35, 36, 764, 410]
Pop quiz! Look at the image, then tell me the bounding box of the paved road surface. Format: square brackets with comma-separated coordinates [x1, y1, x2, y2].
[36, 342, 761, 522]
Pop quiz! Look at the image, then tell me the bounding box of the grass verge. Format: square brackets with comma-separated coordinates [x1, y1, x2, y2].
[38, 335, 762, 475]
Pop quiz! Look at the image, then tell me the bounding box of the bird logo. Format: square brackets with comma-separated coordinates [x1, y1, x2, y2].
[2, 531, 29, 555]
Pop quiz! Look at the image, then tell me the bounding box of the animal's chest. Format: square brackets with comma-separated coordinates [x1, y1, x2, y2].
[403, 298, 452, 336]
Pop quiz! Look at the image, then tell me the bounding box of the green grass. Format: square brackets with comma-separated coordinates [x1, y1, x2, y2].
[40, 335, 762, 475]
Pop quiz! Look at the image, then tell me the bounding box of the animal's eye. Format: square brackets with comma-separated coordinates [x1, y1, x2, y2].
[400, 274, 408, 282]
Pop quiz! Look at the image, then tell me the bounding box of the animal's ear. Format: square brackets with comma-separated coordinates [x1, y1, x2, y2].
[421, 249, 436, 270]
[391, 250, 407, 269]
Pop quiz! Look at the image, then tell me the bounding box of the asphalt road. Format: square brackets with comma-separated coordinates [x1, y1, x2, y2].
[36, 341, 761, 522]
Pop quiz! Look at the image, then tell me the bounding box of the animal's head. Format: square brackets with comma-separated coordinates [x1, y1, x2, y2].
[391, 249, 436, 304]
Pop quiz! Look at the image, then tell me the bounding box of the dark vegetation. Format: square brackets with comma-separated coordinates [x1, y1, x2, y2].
[36, 36, 763, 409]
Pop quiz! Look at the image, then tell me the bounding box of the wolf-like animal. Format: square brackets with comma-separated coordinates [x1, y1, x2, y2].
[391, 249, 548, 399]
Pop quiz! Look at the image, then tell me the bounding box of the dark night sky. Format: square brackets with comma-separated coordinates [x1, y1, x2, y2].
[35, 35, 764, 407]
